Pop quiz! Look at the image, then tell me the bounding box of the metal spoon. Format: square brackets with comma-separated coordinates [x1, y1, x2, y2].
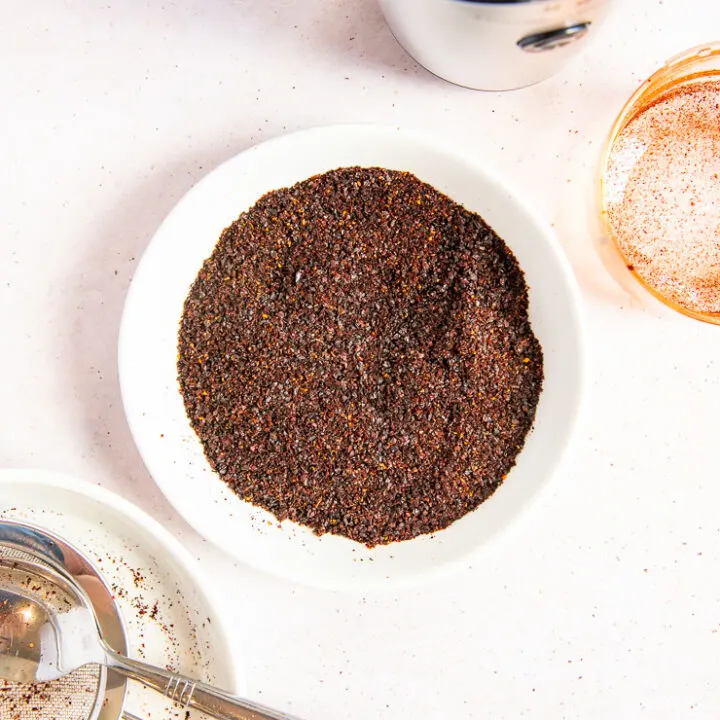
[0, 573, 303, 720]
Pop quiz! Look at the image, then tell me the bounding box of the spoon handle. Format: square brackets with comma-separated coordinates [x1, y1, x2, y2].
[107, 651, 304, 720]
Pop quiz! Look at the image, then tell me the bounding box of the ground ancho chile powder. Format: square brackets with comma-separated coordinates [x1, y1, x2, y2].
[178, 167, 543, 546]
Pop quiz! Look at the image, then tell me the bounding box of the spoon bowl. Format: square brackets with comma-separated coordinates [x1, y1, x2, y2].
[0, 519, 128, 720]
[0, 585, 103, 683]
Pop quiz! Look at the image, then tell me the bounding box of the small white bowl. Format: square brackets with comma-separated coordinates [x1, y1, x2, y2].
[119, 125, 585, 591]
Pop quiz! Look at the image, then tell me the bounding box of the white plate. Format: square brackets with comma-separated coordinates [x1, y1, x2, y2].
[0, 468, 243, 719]
[119, 124, 585, 590]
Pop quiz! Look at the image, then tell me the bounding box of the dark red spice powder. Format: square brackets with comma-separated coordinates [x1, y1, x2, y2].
[178, 167, 543, 546]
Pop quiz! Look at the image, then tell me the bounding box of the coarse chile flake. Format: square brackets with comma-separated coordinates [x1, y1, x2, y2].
[178, 167, 543, 547]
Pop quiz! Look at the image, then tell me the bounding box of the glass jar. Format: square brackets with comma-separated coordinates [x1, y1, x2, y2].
[600, 43, 720, 325]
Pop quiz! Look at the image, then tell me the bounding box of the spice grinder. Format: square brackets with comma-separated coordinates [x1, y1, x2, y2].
[378, 0, 611, 91]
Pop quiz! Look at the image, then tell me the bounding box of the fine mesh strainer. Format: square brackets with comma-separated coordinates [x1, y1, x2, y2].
[0, 520, 130, 720]
[0, 554, 104, 720]
[2, 519, 299, 720]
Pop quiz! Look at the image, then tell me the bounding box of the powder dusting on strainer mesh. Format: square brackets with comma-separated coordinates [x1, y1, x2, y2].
[0, 556, 102, 720]
[604, 79, 720, 315]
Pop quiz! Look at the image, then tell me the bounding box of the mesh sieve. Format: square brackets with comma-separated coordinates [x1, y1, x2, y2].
[0, 546, 104, 720]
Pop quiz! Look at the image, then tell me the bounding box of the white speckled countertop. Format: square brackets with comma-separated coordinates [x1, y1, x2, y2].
[2, 2, 720, 718]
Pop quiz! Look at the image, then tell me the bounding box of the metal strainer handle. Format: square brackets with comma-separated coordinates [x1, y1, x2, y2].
[108, 652, 304, 720]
